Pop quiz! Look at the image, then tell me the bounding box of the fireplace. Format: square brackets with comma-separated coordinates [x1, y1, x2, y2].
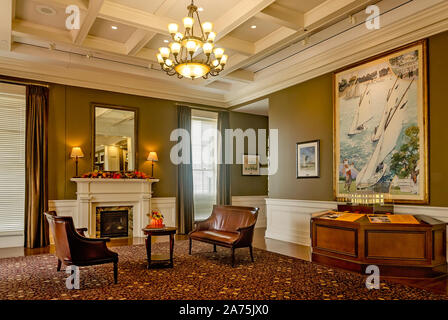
[96, 206, 133, 238]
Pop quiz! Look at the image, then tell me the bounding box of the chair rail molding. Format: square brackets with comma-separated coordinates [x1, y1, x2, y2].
[232, 195, 267, 228]
[265, 198, 448, 247]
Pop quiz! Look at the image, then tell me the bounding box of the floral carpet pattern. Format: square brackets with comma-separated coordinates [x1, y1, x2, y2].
[0, 240, 446, 300]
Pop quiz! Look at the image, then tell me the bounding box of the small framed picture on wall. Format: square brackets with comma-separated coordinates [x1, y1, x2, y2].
[296, 140, 320, 178]
[242, 154, 260, 176]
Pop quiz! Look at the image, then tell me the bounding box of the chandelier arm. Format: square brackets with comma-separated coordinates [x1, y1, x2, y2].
[194, 10, 206, 40]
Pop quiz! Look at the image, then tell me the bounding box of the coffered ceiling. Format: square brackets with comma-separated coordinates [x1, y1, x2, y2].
[0, 0, 447, 111]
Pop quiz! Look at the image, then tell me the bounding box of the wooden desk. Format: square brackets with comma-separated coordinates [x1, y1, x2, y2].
[311, 214, 447, 278]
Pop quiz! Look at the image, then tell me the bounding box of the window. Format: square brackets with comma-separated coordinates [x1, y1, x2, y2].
[191, 110, 218, 221]
[0, 84, 26, 239]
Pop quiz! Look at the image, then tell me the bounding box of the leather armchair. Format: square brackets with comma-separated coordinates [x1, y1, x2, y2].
[44, 211, 119, 284]
[188, 205, 259, 267]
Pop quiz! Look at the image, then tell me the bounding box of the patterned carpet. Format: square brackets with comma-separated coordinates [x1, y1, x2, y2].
[0, 240, 446, 300]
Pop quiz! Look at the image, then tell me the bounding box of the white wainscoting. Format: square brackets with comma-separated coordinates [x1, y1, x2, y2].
[232, 195, 267, 229]
[265, 199, 336, 246]
[0, 232, 24, 249]
[151, 197, 177, 228]
[265, 198, 448, 247]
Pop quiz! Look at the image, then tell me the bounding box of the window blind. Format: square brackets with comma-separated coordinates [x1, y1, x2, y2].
[0, 90, 26, 235]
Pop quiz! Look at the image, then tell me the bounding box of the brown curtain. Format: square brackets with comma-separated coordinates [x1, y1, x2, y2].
[177, 106, 194, 234]
[217, 111, 231, 205]
[24, 85, 49, 248]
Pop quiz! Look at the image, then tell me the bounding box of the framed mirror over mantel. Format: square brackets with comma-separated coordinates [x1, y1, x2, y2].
[92, 103, 138, 172]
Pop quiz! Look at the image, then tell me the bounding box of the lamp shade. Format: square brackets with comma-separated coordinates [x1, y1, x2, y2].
[70, 147, 84, 158]
[147, 151, 158, 161]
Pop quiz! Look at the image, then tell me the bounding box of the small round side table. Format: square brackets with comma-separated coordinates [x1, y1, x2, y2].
[142, 227, 177, 269]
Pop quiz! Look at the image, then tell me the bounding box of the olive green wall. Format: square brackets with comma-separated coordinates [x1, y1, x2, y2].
[230, 112, 269, 196]
[267, 31, 448, 206]
[47, 85, 268, 200]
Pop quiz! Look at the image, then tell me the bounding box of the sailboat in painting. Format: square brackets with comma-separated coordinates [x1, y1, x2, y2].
[356, 78, 414, 189]
[371, 76, 405, 142]
[348, 84, 373, 136]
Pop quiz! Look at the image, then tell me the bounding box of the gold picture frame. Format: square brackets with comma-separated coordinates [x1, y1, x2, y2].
[333, 40, 428, 204]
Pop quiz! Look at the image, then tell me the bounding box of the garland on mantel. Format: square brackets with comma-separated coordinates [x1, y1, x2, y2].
[80, 170, 150, 179]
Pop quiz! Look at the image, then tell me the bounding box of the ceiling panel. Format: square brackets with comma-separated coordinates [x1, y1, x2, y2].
[145, 33, 173, 50]
[107, 0, 166, 13]
[228, 17, 281, 42]
[89, 18, 137, 43]
[15, 0, 77, 31]
[275, 0, 327, 12]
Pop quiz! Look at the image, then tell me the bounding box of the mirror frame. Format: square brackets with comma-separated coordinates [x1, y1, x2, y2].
[91, 102, 139, 172]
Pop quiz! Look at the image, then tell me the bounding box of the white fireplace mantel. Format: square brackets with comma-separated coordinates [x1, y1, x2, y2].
[70, 178, 159, 238]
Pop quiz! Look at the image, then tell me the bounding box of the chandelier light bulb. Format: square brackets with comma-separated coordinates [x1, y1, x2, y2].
[203, 42, 214, 55]
[156, 53, 164, 64]
[165, 59, 173, 67]
[168, 23, 179, 34]
[207, 32, 216, 42]
[186, 40, 197, 53]
[213, 48, 224, 59]
[220, 54, 228, 65]
[212, 59, 219, 67]
[174, 32, 184, 42]
[202, 22, 213, 34]
[183, 17, 194, 29]
[159, 47, 170, 58]
[170, 42, 181, 54]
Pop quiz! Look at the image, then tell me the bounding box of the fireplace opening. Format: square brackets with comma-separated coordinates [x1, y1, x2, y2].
[100, 210, 129, 238]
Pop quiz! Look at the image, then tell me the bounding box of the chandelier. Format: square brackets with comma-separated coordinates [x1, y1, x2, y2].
[156, 0, 228, 80]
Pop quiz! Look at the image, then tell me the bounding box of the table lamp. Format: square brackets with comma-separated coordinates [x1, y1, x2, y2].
[71, 146, 84, 177]
[147, 151, 158, 178]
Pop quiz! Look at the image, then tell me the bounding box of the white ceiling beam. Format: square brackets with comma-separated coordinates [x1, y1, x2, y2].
[224, 69, 254, 83]
[214, 0, 276, 41]
[304, 0, 375, 29]
[72, 0, 104, 45]
[125, 0, 178, 56]
[0, 0, 14, 51]
[27, 0, 88, 11]
[254, 27, 296, 53]
[216, 35, 254, 56]
[98, 0, 174, 35]
[126, 30, 156, 56]
[256, 3, 304, 30]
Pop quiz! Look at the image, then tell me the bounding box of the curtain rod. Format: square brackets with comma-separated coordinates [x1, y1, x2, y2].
[175, 103, 228, 112]
[0, 79, 50, 88]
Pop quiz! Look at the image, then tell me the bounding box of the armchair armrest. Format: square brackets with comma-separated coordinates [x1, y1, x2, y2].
[76, 227, 88, 236]
[235, 223, 257, 247]
[190, 216, 214, 234]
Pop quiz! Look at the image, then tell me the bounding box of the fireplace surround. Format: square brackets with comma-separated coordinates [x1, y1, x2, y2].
[71, 178, 159, 238]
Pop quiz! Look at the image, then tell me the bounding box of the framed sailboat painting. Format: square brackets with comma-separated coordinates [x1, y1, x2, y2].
[333, 40, 428, 204]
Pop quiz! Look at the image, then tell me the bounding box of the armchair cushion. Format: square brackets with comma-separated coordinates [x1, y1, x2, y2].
[190, 230, 239, 245]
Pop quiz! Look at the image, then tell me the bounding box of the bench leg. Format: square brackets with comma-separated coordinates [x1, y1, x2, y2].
[189, 238, 192, 255]
[57, 259, 62, 271]
[213, 244, 217, 252]
[113, 262, 118, 284]
[231, 248, 235, 267]
[249, 245, 254, 262]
